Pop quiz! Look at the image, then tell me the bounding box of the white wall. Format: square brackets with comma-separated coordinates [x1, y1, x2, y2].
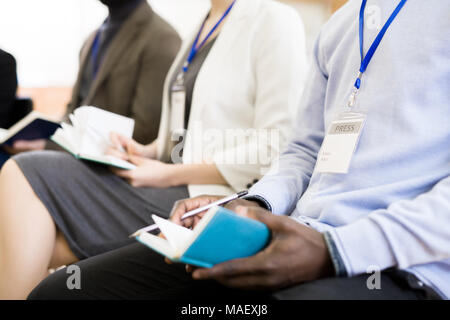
[0, 0, 328, 88]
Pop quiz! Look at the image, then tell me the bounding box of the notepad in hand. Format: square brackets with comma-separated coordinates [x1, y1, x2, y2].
[136, 206, 270, 268]
[0, 111, 60, 146]
[50, 106, 136, 170]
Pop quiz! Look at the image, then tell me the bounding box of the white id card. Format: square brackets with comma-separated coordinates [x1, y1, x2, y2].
[170, 84, 186, 134]
[315, 112, 366, 174]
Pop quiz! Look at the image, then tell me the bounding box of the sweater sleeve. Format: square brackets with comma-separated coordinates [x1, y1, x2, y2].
[328, 175, 450, 276]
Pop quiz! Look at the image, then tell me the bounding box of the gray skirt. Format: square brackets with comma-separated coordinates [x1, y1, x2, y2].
[13, 151, 189, 260]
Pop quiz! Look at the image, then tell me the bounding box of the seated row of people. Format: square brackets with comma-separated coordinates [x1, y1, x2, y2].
[0, 0, 448, 300]
[0, 0, 306, 299]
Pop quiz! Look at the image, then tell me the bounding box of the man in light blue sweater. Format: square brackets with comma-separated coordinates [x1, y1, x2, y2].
[28, 0, 449, 300]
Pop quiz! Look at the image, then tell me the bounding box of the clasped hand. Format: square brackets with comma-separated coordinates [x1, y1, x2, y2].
[107, 132, 175, 188]
[168, 195, 334, 291]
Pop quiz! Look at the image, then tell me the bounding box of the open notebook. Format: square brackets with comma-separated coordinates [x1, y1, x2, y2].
[136, 207, 271, 268]
[0, 111, 60, 146]
[51, 106, 136, 170]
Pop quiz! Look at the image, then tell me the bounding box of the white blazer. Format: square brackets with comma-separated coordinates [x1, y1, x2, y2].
[156, 0, 309, 197]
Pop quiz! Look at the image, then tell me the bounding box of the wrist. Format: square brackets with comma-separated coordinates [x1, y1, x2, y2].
[143, 141, 157, 159]
[318, 234, 337, 279]
[167, 163, 183, 187]
[242, 195, 272, 211]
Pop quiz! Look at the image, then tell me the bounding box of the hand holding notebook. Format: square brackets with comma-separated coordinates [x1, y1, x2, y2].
[135, 206, 270, 268]
[51, 106, 136, 170]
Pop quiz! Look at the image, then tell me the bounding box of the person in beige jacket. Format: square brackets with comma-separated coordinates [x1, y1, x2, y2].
[7, 0, 180, 154]
[68, 0, 181, 144]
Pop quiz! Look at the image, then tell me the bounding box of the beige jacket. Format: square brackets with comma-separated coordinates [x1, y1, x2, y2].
[67, 2, 181, 144]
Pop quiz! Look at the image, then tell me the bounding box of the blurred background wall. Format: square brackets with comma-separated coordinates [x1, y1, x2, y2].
[0, 0, 347, 116]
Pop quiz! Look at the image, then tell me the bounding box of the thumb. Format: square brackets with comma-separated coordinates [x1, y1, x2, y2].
[110, 132, 124, 149]
[13, 139, 45, 150]
[234, 206, 283, 231]
[127, 139, 140, 156]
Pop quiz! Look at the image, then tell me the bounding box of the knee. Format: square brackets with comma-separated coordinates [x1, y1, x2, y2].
[0, 159, 23, 189]
[0, 158, 20, 178]
[28, 268, 76, 300]
[27, 280, 54, 300]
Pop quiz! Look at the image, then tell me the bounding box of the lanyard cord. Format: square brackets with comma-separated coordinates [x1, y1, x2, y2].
[348, 0, 408, 108]
[354, 0, 408, 90]
[183, 0, 236, 73]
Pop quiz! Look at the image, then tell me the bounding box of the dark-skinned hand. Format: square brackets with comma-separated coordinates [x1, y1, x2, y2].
[166, 195, 334, 290]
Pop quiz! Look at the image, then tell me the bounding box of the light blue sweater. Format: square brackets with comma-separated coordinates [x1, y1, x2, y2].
[250, 0, 450, 298]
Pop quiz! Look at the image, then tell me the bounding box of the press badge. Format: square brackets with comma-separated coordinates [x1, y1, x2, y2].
[170, 74, 186, 134]
[315, 112, 366, 174]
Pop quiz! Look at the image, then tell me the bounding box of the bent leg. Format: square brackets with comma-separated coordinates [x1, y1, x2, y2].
[13, 150, 189, 259]
[0, 159, 57, 299]
[28, 243, 266, 300]
[29, 240, 435, 300]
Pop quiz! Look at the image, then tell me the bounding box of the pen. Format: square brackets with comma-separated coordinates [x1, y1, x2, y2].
[129, 190, 249, 237]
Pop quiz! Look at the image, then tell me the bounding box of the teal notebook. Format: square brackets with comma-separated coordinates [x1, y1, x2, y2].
[136, 207, 270, 268]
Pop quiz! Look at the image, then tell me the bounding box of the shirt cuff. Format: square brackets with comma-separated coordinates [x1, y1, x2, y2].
[323, 231, 348, 277]
[242, 195, 273, 212]
[327, 217, 397, 277]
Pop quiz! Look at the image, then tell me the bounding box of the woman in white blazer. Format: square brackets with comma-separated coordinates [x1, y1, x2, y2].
[0, 0, 308, 299]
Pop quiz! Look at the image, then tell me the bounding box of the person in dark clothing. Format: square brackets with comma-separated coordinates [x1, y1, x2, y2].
[0, 49, 18, 167]
[0, 49, 18, 129]
[5, 0, 181, 153]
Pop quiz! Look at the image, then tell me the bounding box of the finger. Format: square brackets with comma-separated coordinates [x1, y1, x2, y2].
[158, 232, 166, 240]
[111, 132, 135, 154]
[234, 206, 285, 232]
[109, 132, 121, 147]
[106, 147, 128, 160]
[169, 196, 221, 228]
[12, 140, 27, 150]
[192, 256, 264, 280]
[164, 258, 173, 265]
[217, 273, 284, 290]
[191, 214, 206, 229]
[127, 139, 140, 156]
[117, 133, 132, 147]
[168, 200, 193, 227]
[111, 167, 132, 178]
[13, 139, 46, 151]
[127, 155, 144, 166]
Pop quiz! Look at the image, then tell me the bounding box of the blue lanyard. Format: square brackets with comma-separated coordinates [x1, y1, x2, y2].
[349, 0, 408, 106]
[182, 0, 236, 73]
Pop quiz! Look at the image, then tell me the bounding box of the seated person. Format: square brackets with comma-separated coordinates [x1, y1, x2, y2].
[0, 0, 309, 299]
[26, 0, 449, 300]
[0, 49, 18, 166]
[0, 49, 17, 129]
[5, 0, 181, 154]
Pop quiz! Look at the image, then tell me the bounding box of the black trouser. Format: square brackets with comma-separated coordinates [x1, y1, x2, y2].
[28, 243, 441, 300]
